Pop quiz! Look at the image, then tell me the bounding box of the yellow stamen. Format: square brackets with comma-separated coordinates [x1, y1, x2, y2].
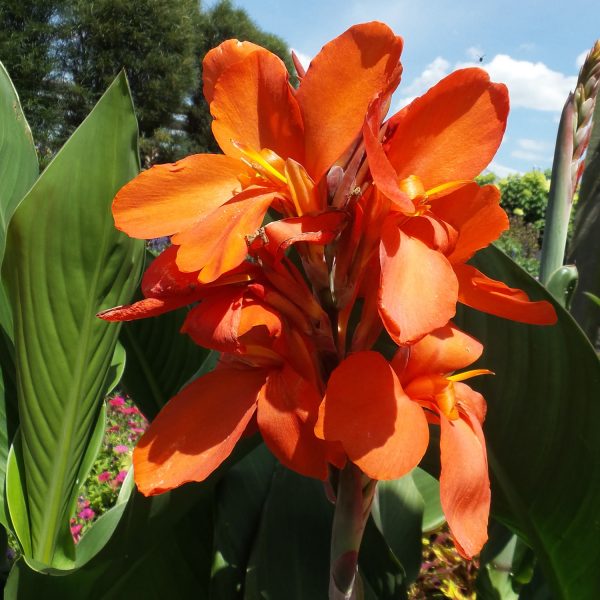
[447, 369, 494, 382]
[232, 140, 288, 185]
[425, 180, 471, 200]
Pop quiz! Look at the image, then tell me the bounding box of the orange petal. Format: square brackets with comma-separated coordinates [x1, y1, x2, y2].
[141, 245, 201, 298]
[395, 323, 483, 383]
[401, 215, 458, 255]
[316, 351, 429, 480]
[439, 409, 490, 558]
[455, 264, 557, 325]
[379, 222, 458, 344]
[363, 97, 414, 213]
[249, 211, 346, 260]
[113, 154, 244, 239]
[211, 50, 304, 162]
[133, 366, 267, 495]
[181, 288, 245, 353]
[97, 296, 195, 322]
[172, 189, 276, 283]
[258, 365, 329, 479]
[431, 183, 509, 264]
[296, 22, 403, 181]
[385, 69, 509, 189]
[182, 287, 283, 356]
[454, 381, 487, 424]
[203, 39, 263, 105]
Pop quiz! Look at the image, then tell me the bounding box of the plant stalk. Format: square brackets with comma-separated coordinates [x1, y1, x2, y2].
[329, 463, 377, 599]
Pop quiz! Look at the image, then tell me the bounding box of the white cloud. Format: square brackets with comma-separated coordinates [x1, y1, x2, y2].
[290, 48, 311, 72]
[399, 54, 574, 113]
[487, 161, 523, 178]
[576, 50, 587, 69]
[477, 55, 575, 111]
[395, 57, 450, 107]
[511, 138, 553, 163]
[466, 46, 484, 61]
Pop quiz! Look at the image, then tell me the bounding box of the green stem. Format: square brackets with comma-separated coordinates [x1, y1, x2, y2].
[539, 95, 575, 285]
[329, 463, 377, 599]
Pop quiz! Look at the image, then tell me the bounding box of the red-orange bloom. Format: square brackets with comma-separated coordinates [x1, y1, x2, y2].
[357, 69, 557, 344]
[111, 22, 403, 284]
[316, 323, 490, 558]
[99, 22, 561, 564]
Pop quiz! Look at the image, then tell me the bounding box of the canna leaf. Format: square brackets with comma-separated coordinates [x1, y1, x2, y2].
[0, 60, 38, 533]
[2, 72, 144, 569]
[456, 245, 600, 599]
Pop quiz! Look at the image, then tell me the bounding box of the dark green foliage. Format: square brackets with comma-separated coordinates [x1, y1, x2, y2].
[494, 216, 542, 276]
[185, 0, 297, 156]
[0, 1, 68, 160]
[498, 170, 551, 233]
[477, 170, 551, 275]
[59, 0, 197, 164]
[1, 0, 294, 165]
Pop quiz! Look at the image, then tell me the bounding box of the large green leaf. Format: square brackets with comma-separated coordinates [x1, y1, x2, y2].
[2, 72, 144, 569]
[4, 437, 261, 598]
[0, 61, 38, 267]
[244, 466, 333, 599]
[0, 60, 38, 534]
[373, 475, 423, 583]
[211, 444, 277, 598]
[456, 246, 600, 599]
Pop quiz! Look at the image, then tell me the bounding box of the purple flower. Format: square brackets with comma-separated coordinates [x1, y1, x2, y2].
[116, 470, 128, 483]
[98, 471, 111, 483]
[109, 396, 125, 407]
[78, 508, 95, 521]
[114, 444, 129, 454]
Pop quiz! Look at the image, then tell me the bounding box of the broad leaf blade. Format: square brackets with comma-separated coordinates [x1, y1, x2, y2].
[2, 72, 144, 569]
[244, 466, 333, 599]
[0, 61, 38, 265]
[457, 246, 600, 599]
[210, 445, 276, 598]
[0, 60, 38, 533]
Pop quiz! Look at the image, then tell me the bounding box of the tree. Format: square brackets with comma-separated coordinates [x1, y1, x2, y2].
[58, 0, 197, 163]
[185, 0, 297, 155]
[0, 1, 68, 160]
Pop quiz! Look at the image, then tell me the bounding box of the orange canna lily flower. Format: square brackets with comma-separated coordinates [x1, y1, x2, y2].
[344, 69, 558, 344]
[100, 225, 345, 494]
[316, 323, 491, 559]
[111, 22, 403, 284]
[99, 23, 562, 569]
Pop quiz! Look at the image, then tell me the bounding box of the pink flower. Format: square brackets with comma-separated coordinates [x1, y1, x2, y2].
[107, 425, 120, 433]
[130, 427, 146, 435]
[97, 471, 111, 483]
[114, 444, 129, 454]
[109, 396, 125, 407]
[119, 406, 138, 415]
[78, 508, 95, 521]
[116, 470, 128, 484]
[71, 524, 83, 541]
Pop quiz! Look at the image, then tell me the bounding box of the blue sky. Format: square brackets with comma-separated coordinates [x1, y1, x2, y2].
[207, 0, 599, 177]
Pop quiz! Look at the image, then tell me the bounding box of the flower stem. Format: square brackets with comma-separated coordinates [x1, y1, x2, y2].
[329, 463, 377, 599]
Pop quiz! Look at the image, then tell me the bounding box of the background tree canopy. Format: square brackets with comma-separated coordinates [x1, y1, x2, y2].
[0, 0, 294, 166]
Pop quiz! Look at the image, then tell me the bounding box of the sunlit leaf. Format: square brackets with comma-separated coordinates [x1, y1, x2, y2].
[2, 72, 144, 569]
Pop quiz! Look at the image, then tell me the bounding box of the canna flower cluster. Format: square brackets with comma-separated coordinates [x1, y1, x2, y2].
[99, 22, 556, 558]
